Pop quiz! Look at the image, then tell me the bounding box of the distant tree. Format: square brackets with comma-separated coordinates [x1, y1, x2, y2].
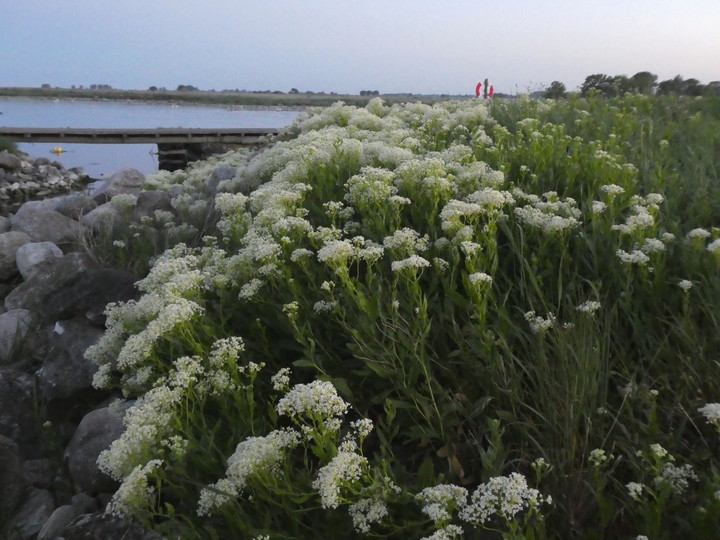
[289, 88, 299, 94]
[544, 81, 567, 99]
[703, 81, 720, 97]
[684, 78, 703, 96]
[176, 84, 198, 92]
[657, 75, 685, 96]
[610, 75, 633, 96]
[41, 83, 51, 89]
[630, 71, 658, 94]
[148, 86, 158, 92]
[581, 74, 615, 97]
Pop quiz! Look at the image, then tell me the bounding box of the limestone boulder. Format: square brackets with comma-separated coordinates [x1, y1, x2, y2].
[62, 511, 165, 540]
[35, 318, 104, 401]
[91, 168, 145, 203]
[64, 404, 130, 494]
[36, 504, 81, 540]
[0, 215, 9, 233]
[132, 190, 173, 221]
[2, 487, 54, 540]
[54, 194, 98, 219]
[0, 151, 22, 171]
[3, 254, 136, 325]
[0, 231, 31, 281]
[15, 242, 64, 281]
[80, 201, 121, 231]
[10, 206, 82, 246]
[4, 252, 95, 314]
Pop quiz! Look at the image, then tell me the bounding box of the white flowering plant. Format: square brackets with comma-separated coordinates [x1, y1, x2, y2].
[83, 94, 720, 538]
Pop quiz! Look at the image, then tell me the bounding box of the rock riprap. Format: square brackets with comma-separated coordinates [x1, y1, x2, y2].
[0, 151, 90, 217]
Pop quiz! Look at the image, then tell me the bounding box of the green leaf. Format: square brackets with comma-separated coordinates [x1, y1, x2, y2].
[416, 456, 436, 489]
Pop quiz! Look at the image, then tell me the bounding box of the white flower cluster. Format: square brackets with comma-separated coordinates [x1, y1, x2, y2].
[576, 300, 602, 314]
[391, 255, 431, 273]
[524, 310, 556, 334]
[514, 205, 580, 234]
[276, 380, 350, 420]
[459, 473, 546, 525]
[420, 525, 465, 540]
[313, 440, 368, 509]
[416, 484, 469, 524]
[601, 184, 625, 197]
[611, 206, 655, 235]
[589, 448, 611, 467]
[686, 227, 711, 240]
[626, 481, 644, 500]
[468, 272, 493, 286]
[106, 459, 163, 517]
[655, 463, 698, 495]
[616, 249, 650, 266]
[698, 403, 720, 427]
[678, 279, 693, 292]
[708, 238, 720, 255]
[383, 227, 430, 255]
[348, 497, 389, 533]
[198, 428, 301, 516]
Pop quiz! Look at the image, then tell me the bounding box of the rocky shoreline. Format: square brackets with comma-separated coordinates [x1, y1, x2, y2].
[0, 159, 182, 539]
[0, 150, 91, 218]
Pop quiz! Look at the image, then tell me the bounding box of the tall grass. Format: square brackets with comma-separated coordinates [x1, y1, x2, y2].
[83, 95, 720, 539]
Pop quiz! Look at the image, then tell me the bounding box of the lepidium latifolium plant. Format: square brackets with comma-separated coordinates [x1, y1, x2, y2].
[86, 94, 720, 538]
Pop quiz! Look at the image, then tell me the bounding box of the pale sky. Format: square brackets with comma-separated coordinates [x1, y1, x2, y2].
[2, 0, 718, 95]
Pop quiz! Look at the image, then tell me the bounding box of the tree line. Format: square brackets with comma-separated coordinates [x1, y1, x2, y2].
[544, 72, 720, 99]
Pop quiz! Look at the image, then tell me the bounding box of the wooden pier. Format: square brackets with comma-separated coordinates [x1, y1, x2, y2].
[0, 127, 281, 170]
[0, 127, 280, 144]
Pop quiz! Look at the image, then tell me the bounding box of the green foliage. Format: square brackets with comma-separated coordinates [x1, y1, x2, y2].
[0, 136, 18, 154]
[86, 95, 720, 539]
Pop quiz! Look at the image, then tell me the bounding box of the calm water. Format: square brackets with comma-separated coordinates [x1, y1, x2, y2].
[0, 97, 302, 178]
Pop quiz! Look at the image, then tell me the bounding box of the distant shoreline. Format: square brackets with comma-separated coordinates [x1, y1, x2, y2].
[0, 87, 453, 108]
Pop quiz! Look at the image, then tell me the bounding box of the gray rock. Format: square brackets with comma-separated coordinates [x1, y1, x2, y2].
[0, 231, 31, 280]
[2, 487, 54, 540]
[62, 511, 165, 540]
[91, 168, 145, 203]
[36, 318, 104, 400]
[15, 242, 64, 281]
[132, 190, 173, 221]
[0, 435, 24, 523]
[0, 309, 32, 365]
[208, 165, 237, 195]
[4, 252, 95, 314]
[79, 202, 121, 231]
[55, 195, 97, 220]
[13, 199, 61, 214]
[22, 459, 58, 490]
[37, 505, 81, 540]
[10, 207, 82, 246]
[70, 493, 98, 514]
[0, 215, 9, 233]
[64, 405, 129, 493]
[16, 266, 136, 325]
[0, 151, 22, 171]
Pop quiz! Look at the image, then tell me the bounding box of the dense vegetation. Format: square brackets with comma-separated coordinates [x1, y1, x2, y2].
[85, 94, 720, 539]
